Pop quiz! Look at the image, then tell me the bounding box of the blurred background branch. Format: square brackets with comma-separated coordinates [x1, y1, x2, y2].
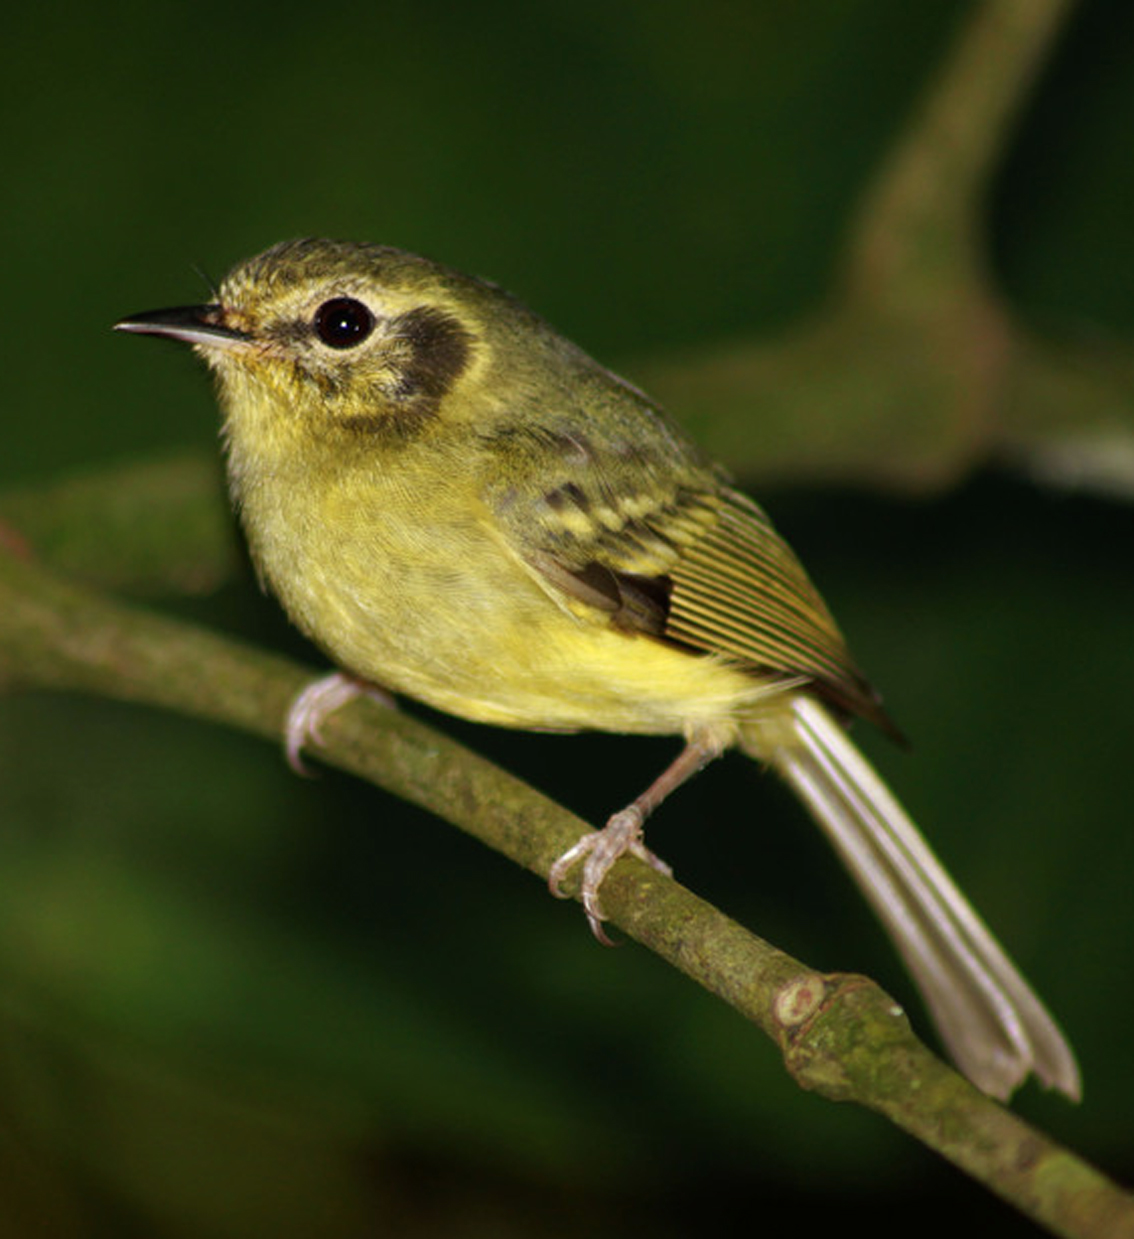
[637, 0, 1134, 495]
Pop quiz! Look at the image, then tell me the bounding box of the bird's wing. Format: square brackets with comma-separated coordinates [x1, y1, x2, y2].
[480, 416, 888, 728]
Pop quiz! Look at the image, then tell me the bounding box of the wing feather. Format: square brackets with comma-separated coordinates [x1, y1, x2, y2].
[664, 491, 888, 725]
[481, 416, 890, 729]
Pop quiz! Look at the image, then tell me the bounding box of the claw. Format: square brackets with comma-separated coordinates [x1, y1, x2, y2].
[549, 806, 672, 944]
[284, 672, 393, 773]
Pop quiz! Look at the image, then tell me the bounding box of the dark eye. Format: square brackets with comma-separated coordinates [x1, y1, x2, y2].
[313, 297, 375, 349]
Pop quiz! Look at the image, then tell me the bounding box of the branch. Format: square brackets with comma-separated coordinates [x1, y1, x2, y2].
[0, 454, 237, 596]
[1, 4, 1129, 1234]
[1, 546, 1130, 1238]
[632, 0, 1134, 498]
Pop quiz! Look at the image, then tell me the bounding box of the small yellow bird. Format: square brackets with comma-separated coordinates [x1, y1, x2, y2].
[117, 238, 1078, 1101]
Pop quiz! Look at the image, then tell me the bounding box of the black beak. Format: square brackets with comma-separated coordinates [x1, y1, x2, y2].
[113, 304, 249, 348]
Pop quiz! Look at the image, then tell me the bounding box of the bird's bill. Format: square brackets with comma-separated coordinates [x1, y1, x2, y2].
[114, 305, 248, 350]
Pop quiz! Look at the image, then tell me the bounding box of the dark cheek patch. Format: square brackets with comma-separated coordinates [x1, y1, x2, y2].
[388, 306, 474, 410]
[322, 307, 475, 440]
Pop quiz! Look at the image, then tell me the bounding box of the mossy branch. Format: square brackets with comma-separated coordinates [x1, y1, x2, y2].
[0, 545, 1131, 1238]
[1, 1, 1131, 1234]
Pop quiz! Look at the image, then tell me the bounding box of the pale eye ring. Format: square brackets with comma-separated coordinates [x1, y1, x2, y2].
[313, 297, 375, 349]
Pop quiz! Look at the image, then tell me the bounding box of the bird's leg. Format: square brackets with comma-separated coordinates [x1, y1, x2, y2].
[285, 671, 396, 773]
[548, 732, 726, 943]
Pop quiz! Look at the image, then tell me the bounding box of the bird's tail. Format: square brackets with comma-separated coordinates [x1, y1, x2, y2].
[749, 694, 1080, 1100]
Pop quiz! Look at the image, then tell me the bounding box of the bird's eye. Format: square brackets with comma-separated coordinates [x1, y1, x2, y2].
[313, 297, 375, 349]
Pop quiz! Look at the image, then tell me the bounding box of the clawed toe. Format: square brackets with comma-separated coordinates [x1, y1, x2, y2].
[284, 673, 394, 772]
[549, 805, 671, 943]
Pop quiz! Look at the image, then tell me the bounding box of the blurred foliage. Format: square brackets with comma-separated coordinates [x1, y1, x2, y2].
[1, 1, 1132, 1235]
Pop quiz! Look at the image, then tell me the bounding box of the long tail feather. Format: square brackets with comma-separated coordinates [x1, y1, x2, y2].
[757, 694, 1080, 1100]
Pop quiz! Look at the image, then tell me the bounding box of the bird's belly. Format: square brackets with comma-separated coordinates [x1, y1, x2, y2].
[255, 508, 768, 737]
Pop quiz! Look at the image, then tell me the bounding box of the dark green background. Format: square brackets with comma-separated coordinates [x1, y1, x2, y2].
[1, 2, 1131, 1235]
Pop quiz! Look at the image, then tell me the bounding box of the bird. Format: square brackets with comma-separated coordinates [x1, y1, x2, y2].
[116, 237, 1079, 1101]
